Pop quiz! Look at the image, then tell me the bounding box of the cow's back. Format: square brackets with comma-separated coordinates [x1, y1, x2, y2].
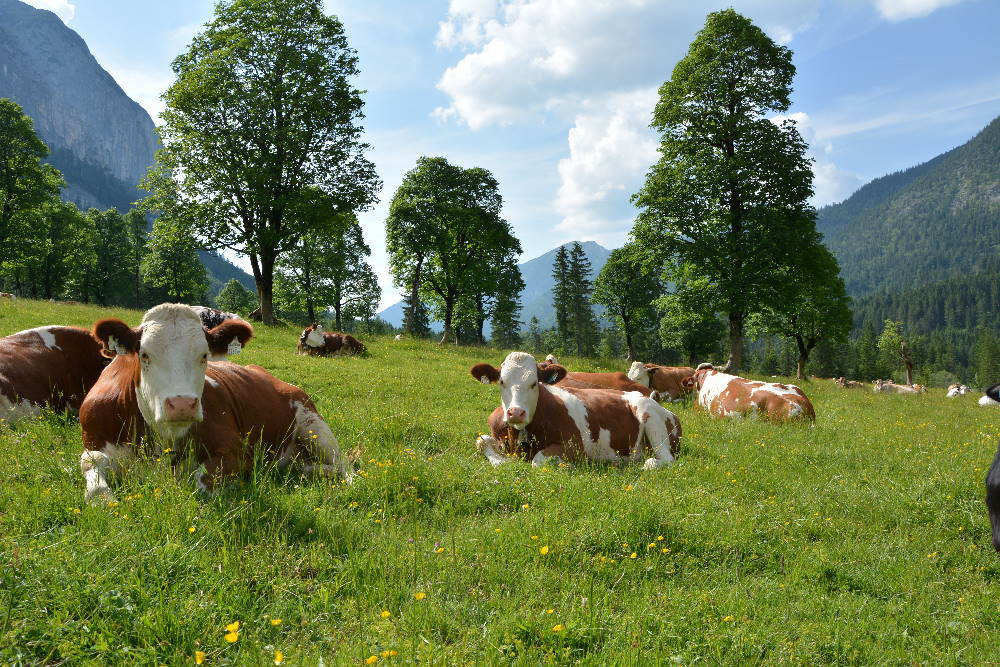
[647, 365, 696, 399]
[560, 372, 654, 397]
[0, 326, 105, 410]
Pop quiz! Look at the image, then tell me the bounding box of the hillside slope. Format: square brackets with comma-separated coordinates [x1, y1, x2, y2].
[816, 115, 1000, 298]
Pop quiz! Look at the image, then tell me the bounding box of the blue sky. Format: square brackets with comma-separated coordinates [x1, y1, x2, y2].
[25, 0, 1000, 309]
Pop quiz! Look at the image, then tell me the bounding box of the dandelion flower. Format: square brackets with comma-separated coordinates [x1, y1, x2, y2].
[224, 631, 239, 643]
[722, 615, 734, 622]
[545, 609, 554, 614]
[225, 621, 240, 632]
[530, 535, 539, 540]
[195, 651, 206, 665]
[271, 618, 282, 626]
[414, 592, 427, 600]
[380, 610, 391, 618]
[274, 650, 284, 664]
[188, 526, 196, 533]
[624, 484, 633, 491]
[552, 624, 565, 632]
[366, 656, 378, 664]
[539, 545, 549, 555]
[522, 504, 530, 509]
[629, 552, 637, 559]
[435, 547, 445, 553]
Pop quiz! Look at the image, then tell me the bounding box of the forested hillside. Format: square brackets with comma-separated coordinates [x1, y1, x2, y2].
[817, 115, 1000, 298]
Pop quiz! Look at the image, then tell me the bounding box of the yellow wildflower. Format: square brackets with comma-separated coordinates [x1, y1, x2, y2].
[552, 624, 565, 632]
[188, 526, 196, 533]
[270, 618, 282, 626]
[224, 631, 238, 643]
[225, 621, 240, 632]
[380, 610, 391, 618]
[539, 545, 549, 555]
[274, 650, 284, 664]
[366, 656, 378, 665]
[414, 592, 427, 600]
[195, 651, 206, 665]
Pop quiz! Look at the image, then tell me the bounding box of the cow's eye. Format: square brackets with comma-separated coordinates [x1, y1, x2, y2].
[498, 380, 504, 387]
[140, 352, 150, 362]
[201, 354, 208, 362]
[530, 382, 537, 389]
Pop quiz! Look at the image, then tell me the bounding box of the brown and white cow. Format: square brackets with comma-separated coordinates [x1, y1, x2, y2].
[0, 292, 15, 301]
[834, 376, 864, 389]
[627, 362, 697, 402]
[298, 324, 366, 356]
[0, 326, 107, 422]
[79, 304, 352, 503]
[946, 383, 971, 397]
[692, 363, 816, 421]
[871, 379, 919, 394]
[980, 383, 1000, 407]
[471, 352, 680, 469]
[539, 362, 660, 400]
[192, 306, 242, 331]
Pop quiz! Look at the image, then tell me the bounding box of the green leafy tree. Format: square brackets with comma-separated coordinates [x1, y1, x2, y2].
[658, 288, 727, 366]
[386, 156, 519, 344]
[347, 269, 382, 334]
[83, 208, 132, 306]
[855, 320, 880, 381]
[631, 9, 816, 372]
[750, 245, 852, 379]
[22, 201, 92, 299]
[216, 279, 257, 314]
[593, 243, 661, 361]
[123, 209, 148, 307]
[142, 0, 380, 324]
[329, 217, 380, 330]
[141, 217, 209, 302]
[0, 98, 63, 264]
[877, 320, 915, 384]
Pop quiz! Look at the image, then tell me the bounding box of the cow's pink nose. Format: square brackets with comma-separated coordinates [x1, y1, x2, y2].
[163, 396, 199, 421]
[506, 407, 527, 423]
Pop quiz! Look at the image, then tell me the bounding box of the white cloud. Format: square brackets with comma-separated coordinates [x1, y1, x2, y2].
[873, 0, 967, 21]
[100, 64, 173, 122]
[433, 0, 821, 130]
[553, 88, 659, 243]
[21, 0, 75, 22]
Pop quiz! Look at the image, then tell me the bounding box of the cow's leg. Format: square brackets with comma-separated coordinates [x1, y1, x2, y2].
[641, 412, 676, 470]
[291, 400, 353, 482]
[986, 441, 1000, 552]
[80, 443, 135, 504]
[476, 434, 509, 466]
[531, 444, 567, 468]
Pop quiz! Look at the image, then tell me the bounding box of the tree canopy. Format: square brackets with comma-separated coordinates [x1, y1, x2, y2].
[142, 0, 379, 323]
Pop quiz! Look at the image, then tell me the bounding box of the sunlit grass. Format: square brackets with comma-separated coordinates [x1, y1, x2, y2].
[1, 298, 999, 664]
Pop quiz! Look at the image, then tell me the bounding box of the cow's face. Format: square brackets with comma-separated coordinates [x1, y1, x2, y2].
[693, 363, 715, 390]
[471, 352, 565, 430]
[305, 324, 326, 348]
[95, 304, 252, 430]
[627, 361, 651, 386]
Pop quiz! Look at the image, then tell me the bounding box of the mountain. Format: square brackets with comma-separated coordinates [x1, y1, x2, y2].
[816, 115, 1000, 299]
[378, 241, 613, 330]
[0, 0, 253, 293]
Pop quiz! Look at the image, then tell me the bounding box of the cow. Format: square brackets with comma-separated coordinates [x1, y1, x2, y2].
[627, 362, 697, 401]
[78, 304, 353, 503]
[0, 326, 107, 422]
[297, 324, 366, 356]
[988, 440, 1000, 552]
[980, 383, 1000, 407]
[544, 354, 559, 364]
[394, 334, 403, 341]
[192, 306, 242, 331]
[872, 379, 919, 394]
[539, 361, 661, 400]
[834, 377, 864, 389]
[692, 363, 816, 421]
[0, 292, 15, 301]
[946, 383, 971, 397]
[471, 352, 680, 470]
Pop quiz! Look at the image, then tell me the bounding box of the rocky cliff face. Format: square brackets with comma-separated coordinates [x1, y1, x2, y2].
[0, 0, 158, 211]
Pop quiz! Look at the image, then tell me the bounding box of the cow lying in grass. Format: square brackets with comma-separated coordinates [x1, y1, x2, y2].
[872, 379, 921, 394]
[297, 324, 366, 356]
[0, 326, 107, 422]
[79, 304, 353, 503]
[946, 383, 971, 397]
[980, 383, 1000, 407]
[693, 363, 816, 421]
[539, 361, 660, 400]
[834, 377, 864, 389]
[627, 362, 697, 401]
[471, 352, 680, 469]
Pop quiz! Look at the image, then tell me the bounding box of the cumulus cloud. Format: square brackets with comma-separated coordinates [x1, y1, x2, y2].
[22, 0, 75, 22]
[433, 0, 821, 130]
[873, 0, 967, 21]
[552, 88, 659, 243]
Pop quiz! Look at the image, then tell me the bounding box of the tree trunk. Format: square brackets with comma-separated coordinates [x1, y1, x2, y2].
[251, 252, 276, 325]
[622, 314, 635, 361]
[334, 303, 343, 330]
[901, 341, 914, 385]
[725, 311, 745, 373]
[306, 298, 316, 325]
[439, 298, 455, 344]
[405, 258, 423, 335]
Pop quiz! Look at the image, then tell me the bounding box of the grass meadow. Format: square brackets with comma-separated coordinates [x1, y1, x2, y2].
[2, 299, 1000, 666]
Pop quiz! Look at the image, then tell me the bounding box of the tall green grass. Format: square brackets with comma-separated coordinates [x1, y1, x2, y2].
[1, 299, 999, 665]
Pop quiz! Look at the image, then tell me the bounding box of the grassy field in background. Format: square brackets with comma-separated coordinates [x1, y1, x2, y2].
[2, 298, 1000, 665]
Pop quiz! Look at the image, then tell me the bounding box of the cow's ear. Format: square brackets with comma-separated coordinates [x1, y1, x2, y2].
[470, 363, 500, 384]
[647, 366, 658, 375]
[205, 320, 253, 358]
[94, 319, 140, 356]
[681, 376, 696, 389]
[538, 363, 567, 385]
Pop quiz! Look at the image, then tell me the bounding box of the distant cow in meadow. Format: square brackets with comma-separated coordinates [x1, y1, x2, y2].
[980, 383, 1000, 407]
[79, 304, 352, 503]
[0, 326, 107, 422]
[297, 324, 366, 356]
[0, 292, 15, 301]
[627, 362, 697, 401]
[692, 363, 816, 421]
[834, 377, 864, 389]
[872, 379, 920, 394]
[471, 352, 680, 469]
[946, 383, 971, 397]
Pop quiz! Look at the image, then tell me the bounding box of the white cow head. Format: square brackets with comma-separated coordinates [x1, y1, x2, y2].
[627, 361, 651, 386]
[95, 304, 253, 436]
[471, 352, 566, 429]
[304, 323, 326, 348]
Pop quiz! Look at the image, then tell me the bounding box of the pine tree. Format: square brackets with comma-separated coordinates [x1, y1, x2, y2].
[402, 292, 431, 337]
[855, 320, 879, 380]
[551, 245, 571, 350]
[526, 316, 543, 354]
[566, 242, 599, 356]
